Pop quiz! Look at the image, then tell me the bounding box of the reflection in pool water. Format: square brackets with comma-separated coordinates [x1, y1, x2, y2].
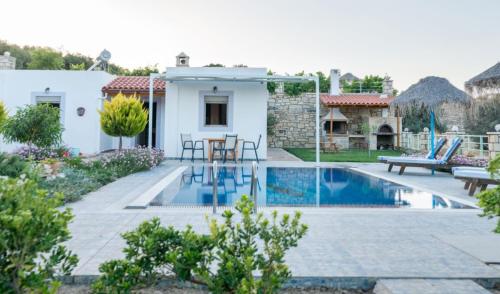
[149, 166, 472, 209]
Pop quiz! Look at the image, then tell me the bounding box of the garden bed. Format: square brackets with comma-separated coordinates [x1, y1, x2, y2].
[0, 146, 164, 203]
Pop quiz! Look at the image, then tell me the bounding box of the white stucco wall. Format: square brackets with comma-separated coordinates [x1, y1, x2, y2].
[0, 70, 115, 154]
[164, 70, 268, 160]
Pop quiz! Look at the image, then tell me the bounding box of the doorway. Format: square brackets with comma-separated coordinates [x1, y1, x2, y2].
[137, 102, 157, 147]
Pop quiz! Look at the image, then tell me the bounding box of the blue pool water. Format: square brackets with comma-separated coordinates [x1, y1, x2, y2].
[149, 166, 472, 209]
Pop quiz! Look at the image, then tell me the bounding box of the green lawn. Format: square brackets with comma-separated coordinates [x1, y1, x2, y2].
[285, 148, 403, 163]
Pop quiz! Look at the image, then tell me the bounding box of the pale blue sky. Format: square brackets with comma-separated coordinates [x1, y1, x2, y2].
[0, 0, 499, 91]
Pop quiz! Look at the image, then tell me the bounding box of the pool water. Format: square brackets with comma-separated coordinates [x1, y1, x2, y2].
[149, 166, 472, 209]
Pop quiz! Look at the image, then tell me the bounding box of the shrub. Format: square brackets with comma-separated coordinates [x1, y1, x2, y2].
[1, 104, 63, 157]
[476, 155, 500, 233]
[14, 145, 69, 161]
[0, 152, 29, 178]
[91, 195, 307, 293]
[39, 167, 102, 203]
[99, 93, 148, 150]
[200, 196, 308, 293]
[99, 147, 164, 178]
[0, 177, 78, 293]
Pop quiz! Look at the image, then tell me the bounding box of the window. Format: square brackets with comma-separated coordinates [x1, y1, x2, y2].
[36, 96, 61, 109]
[204, 96, 228, 126]
[31, 93, 65, 125]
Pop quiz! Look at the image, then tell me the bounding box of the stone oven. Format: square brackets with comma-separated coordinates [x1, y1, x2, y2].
[375, 124, 395, 150]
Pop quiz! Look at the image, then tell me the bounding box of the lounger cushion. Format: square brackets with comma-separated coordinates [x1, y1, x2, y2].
[453, 169, 499, 180]
[452, 166, 486, 173]
[386, 157, 444, 165]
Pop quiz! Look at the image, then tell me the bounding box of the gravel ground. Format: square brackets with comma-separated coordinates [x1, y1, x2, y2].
[58, 285, 371, 293]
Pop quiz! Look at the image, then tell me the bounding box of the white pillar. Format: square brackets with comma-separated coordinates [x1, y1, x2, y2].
[315, 76, 320, 165]
[148, 74, 156, 148]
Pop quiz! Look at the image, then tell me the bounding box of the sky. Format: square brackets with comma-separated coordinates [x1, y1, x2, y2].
[0, 0, 499, 91]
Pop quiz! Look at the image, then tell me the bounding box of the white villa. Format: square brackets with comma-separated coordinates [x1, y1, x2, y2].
[0, 53, 269, 159]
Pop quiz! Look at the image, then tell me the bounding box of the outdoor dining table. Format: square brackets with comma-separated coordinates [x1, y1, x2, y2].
[204, 137, 241, 162]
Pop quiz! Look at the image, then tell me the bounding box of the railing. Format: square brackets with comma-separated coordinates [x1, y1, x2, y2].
[212, 160, 258, 214]
[250, 161, 258, 212]
[401, 132, 489, 158]
[212, 161, 218, 214]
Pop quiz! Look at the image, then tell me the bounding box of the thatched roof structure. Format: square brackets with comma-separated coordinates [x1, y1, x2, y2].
[465, 61, 500, 87]
[340, 72, 360, 82]
[391, 76, 470, 111]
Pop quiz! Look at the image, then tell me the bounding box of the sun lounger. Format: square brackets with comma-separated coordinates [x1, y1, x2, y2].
[453, 167, 499, 196]
[386, 137, 463, 175]
[379, 137, 447, 172]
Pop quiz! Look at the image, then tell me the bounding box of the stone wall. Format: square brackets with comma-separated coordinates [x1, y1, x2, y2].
[268, 93, 401, 149]
[268, 93, 323, 148]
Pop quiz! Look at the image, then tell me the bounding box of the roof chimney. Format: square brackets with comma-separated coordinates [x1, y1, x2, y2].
[330, 69, 340, 95]
[382, 75, 393, 95]
[0, 52, 16, 70]
[176, 52, 190, 67]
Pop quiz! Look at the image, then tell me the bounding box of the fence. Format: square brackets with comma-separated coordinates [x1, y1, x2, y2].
[401, 131, 490, 159]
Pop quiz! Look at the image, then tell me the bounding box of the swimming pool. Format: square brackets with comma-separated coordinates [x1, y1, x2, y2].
[149, 166, 472, 209]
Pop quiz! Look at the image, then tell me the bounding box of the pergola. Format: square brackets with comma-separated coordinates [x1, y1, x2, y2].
[148, 72, 322, 164]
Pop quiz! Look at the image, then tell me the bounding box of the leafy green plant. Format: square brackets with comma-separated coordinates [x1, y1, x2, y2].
[39, 167, 102, 203]
[1, 104, 63, 157]
[92, 218, 213, 293]
[0, 177, 78, 293]
[476, 155, 500, 233]
[92, 195, 307, 293]
[0, 153, 29, 178]
[99, 93, 148, 151]
[200, 196, 308, 293]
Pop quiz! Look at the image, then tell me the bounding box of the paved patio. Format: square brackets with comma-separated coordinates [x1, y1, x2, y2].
[64, 161, 500, 288]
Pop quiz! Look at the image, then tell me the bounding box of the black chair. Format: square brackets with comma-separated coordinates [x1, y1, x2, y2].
[241, 134, 262, 163]
[180, 133, 204, 162]
[213, 134, 238, 163]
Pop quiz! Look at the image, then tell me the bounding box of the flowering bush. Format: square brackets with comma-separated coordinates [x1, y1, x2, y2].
[406, 152, 488, 167]
[14, 145, 69, 161]
[99, 147, 164, 176]
[448, 154, 488, 167]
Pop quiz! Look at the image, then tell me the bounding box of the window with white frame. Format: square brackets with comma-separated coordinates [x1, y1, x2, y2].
[204, 96, 228, 126]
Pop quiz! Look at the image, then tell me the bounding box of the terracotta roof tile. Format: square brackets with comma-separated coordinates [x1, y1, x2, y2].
[320, 93, 394, 106]
[102, 76, 166, 94]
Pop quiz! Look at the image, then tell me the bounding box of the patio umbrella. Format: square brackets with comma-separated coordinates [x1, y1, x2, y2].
[391, 76, 470, 173]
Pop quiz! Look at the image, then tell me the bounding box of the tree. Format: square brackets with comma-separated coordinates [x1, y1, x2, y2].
[2, 104, 63, 157]
[402, 104, 447, 133]
[0, 177, 78, 293]
[464, 95, 500, 134]
[0, 100, 7, 130]
[27, 48, 64, 70]
[63, 53, 93, 70]
[204, 63, 225, 67]
[124, 66, 159, 76]
[342, 75, 384, 93]
[99, 93, 148, 151]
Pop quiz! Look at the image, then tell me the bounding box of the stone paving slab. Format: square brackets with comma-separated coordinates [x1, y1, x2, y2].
[65, 162, 500, 281]
[436, 235, 500, 264]
[373, 279, 490, 294]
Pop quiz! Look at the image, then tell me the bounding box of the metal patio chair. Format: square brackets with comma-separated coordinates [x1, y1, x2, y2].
[241, 134, 262, 163]
[213, 134, 238, 163]
[180, 133, 205, 162]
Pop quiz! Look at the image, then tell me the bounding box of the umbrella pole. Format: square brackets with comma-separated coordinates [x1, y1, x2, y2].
[431, 110, 435, 175]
